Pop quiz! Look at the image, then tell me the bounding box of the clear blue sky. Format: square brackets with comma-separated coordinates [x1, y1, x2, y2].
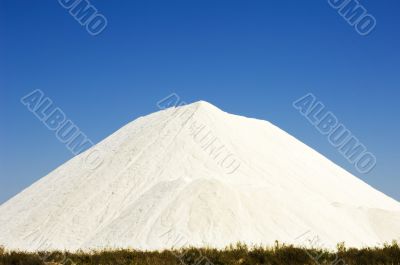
[1, 0, 399, 203]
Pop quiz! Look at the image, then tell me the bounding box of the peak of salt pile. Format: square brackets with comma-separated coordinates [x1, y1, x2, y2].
[1, 101, 399, 251]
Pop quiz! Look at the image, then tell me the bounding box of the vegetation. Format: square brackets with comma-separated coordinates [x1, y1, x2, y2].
[0, 242, 399, 265]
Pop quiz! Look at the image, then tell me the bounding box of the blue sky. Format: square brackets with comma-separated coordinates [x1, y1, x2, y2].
[0, 0, 399, 203]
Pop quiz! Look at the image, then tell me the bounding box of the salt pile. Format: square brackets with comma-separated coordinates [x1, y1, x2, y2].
[1, 101, 399, 251]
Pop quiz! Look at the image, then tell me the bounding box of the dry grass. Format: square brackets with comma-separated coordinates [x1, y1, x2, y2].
[0, 242, 399, 265]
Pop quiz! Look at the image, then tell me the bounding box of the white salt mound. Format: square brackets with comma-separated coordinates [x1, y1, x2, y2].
[0, 101, 399, 251]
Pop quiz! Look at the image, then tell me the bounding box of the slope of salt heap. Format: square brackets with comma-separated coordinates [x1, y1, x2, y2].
[0, 100, 399, 251]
